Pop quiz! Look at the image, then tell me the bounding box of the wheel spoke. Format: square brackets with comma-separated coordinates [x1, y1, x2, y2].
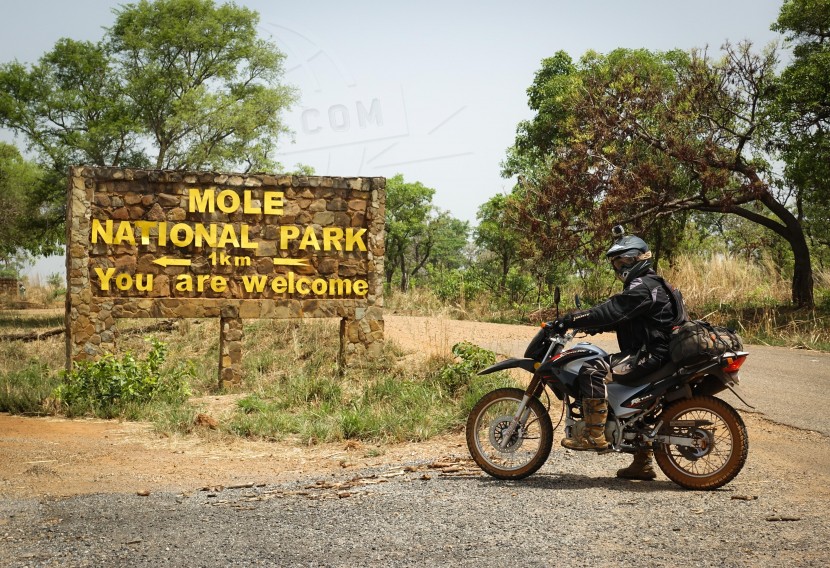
[663, 408, 733, 477]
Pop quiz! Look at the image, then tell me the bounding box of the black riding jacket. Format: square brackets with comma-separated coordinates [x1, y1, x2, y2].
[570, 270, 678, 360]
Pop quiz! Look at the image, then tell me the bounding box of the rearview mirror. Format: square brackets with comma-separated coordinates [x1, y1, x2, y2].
[554, 286, 561, 306]
[575, 294, 582, 309]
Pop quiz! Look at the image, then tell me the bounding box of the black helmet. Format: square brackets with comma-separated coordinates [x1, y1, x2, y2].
[606, 232, 652, 283]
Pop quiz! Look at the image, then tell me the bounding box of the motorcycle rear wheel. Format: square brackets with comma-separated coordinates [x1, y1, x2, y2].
[466, 388, 553, 480]
[654, 395, 748, 490]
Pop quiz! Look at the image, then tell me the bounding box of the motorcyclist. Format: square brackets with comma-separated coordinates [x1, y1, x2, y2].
[553, 229, 686, 480]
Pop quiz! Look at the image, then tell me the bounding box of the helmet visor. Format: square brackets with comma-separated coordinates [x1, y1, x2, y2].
[611, 255, 637, 272]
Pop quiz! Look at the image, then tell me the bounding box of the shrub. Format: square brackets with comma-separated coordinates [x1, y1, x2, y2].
[0, 361, 59, 415]
[434, 341, 496, 395]
[54, 338, 192, 418]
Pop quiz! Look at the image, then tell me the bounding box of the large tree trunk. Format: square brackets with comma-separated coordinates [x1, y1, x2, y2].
[790, 233, 815, 309]
[399, 255, 409, 292]
[723, 188, 815, 308]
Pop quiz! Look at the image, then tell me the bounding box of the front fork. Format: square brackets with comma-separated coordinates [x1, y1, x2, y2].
[497, 374, 544, 450]
[499, 333, 572, 451]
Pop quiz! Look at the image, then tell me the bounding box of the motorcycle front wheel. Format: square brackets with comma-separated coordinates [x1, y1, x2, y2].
[466, 387, 553, 480]
[654, 395, 748, 490]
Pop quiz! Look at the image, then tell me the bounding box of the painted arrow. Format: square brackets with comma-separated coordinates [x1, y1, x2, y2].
[273, 258, 310, 267]
[152, 257, 192, 267]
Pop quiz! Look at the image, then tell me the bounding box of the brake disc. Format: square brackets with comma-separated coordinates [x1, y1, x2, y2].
[488, 416, 524, 453]
[677, 428, 714, 460]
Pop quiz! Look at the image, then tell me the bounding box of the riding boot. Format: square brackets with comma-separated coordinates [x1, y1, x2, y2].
[561, 398, 611, 451]
[617, 450, 657, 480]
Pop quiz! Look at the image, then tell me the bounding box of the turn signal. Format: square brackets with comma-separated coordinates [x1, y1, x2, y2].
[722, 355, 747, 373]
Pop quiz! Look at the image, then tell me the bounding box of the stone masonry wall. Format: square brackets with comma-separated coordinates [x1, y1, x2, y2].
[66, 166, 385, 388]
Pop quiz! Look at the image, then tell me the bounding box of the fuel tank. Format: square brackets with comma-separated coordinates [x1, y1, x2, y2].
[540, 342, 609, 395]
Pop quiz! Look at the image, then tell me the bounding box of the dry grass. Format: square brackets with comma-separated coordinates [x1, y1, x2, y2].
[662, 254, 792, 310]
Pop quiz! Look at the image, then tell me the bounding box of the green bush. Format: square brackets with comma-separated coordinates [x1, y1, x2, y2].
[434, 341, 496, 395]
[54, 338, 192, 418]
[0, 362, 59, 415]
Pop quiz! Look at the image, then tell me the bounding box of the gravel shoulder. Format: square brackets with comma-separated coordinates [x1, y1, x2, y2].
[1, 315, 829, 566]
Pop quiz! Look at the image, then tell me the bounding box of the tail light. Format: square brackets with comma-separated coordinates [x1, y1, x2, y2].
[722, 355, 747, 373]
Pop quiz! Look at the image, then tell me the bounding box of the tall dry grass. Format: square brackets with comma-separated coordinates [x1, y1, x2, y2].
[662, 254, 791, 312]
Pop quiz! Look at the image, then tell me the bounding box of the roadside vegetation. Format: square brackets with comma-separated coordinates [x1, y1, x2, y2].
[1, 0, 829, 446]
[0, 307, 518, 443]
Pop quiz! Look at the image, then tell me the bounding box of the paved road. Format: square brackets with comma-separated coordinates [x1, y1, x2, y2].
[481, 334, 830, 436]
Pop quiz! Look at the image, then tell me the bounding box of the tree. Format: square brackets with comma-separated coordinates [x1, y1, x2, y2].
[0, 143, 61, 262]
[421, 212, 469, 273]
[0, 0, 295, 252]
[473, 194, 521, 290]
[772, 0, 830, 261]
[107, 0, 295, 171]
[507, 44, 816, 307]
[384, 174, 435, 292]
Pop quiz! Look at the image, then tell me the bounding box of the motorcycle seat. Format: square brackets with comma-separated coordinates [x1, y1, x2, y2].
[612, 360, 678, 387]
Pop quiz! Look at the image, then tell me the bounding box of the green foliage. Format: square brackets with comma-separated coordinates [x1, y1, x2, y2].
[772, 0, 830, 265]
[46, 273, 63, 289]
[435, 341, 496, 395]
[505, 41, 816, 307]
[0, 362, 59, 415]
[0, 144, 60, 260]
[54, 338, 192, 418]
[0, 0, 296, 252]
[226, 327, 519, 444]
[429, 269, 485, 305]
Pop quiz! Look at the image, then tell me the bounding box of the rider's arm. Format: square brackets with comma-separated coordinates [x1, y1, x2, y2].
[568, 277, 654, 331]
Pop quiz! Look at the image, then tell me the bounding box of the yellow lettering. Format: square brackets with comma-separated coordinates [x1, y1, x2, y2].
[311, 279, 327, 295]
[272, 276, 288, 294]
[263, 191, 284, 215]
[296, 277, 310, 294]
[240, 225, 257, 249]
[135, 274, 153, 292]
[243, 275, 268, 293]
[210, 275, 227, 293]
[114, 222, 135, 246]
[299, 226, 320, 250]
[217, 224, 240, 248]
[217, 190, 240, 213]
[243, 192, 261, 214]
[197, 274, 211, 292]
[175, 274, 193, 292]
[189, 188, 214, 213]
[94, 267, 116, 290]
[91, 219, 113, 244]
[323, 228, 344, 251]
[354, 280, 368, 296]
[280, 226, 300, 249]
[170, 223, 194, 247]
[329, 279, 351, 295]
[158, 222, 167, 246]
[115, 273, 133, 291]
[194, 223, 217, 247]
[345, 228, 367, 252]
[134, 221, 156, 245]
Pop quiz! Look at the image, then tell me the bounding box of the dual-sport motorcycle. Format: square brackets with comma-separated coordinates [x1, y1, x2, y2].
[465, 289, 751, 490]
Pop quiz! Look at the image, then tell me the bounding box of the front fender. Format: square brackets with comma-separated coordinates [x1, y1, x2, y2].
[478, 358, 537, 375]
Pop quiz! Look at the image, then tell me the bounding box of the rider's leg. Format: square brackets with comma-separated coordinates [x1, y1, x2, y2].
[561, 359, 611, 451]
[617, 447, 657, 480]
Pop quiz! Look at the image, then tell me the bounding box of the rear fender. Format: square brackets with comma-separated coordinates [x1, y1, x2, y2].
[693, 368, 755, 409]
[478, 358, 537, 375]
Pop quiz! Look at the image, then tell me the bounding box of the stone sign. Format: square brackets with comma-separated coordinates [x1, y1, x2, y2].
[65, 166, 385, 387]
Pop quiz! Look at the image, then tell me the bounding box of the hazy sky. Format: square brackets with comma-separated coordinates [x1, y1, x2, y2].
[0, 0, 785, 277]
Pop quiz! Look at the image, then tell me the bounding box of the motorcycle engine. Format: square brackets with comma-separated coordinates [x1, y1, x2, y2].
[569, 419, 620, 446]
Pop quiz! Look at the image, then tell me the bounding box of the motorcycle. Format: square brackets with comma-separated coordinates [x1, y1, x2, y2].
[465, 288, 751, 490]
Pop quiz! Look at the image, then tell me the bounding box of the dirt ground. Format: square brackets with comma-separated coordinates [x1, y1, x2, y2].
[1, 315, 828, 500]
